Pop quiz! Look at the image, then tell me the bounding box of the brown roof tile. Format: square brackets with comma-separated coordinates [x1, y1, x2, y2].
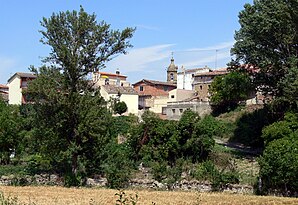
[133, 79, 177, 87]
[102, 85, 138, 95]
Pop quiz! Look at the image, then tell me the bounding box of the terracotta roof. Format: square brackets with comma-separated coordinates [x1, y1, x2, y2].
[102, 85, 138, 95]
[0, 84, 8, 89]
[7, 72, 36, 83]
[194, 70, 228, 77]
[133, 79, 177, 87]
[96, 71, 127, 78]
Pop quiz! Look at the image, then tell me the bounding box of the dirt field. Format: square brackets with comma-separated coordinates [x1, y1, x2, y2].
[0, 186, 297, 205]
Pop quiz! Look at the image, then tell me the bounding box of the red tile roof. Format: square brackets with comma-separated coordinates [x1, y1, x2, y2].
[133, 79, 177, 87]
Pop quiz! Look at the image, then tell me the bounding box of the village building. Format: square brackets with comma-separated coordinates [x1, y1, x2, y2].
[7, 72, 36, 105]
[0, 84, 9, 103]
[193, 68, 228, 102]
[133, 79, 176, 114]
[92, 70, 138, 115]
[176, 66, 211, 90]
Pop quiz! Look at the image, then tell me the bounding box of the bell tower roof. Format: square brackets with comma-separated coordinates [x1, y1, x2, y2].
[167, 57, 178, 72]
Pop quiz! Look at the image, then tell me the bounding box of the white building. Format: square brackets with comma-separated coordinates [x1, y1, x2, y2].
[177, 67, 211, 90]
[7, 72, 36, 105]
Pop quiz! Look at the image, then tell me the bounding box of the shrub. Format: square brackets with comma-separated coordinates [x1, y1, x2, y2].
[114, 101, 128, 115]
[258, 134, 298, 196]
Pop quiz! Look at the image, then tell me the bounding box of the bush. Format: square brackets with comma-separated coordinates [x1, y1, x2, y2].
[114, 101, 128, 115]
[102, 143, 134, 189]
[258, 134, 298, 196]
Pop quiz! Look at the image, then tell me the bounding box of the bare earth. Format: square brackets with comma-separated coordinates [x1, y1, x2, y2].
[1, 186, 298, 205]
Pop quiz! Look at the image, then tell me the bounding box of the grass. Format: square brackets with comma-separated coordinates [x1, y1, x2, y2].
[0, 186, 298, 205]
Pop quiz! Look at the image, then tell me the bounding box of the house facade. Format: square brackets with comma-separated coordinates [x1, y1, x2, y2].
[177, 67, 211, 90]
[7, 72, 36, 105]
[193, 68, 228, 102]
[133, 79, 176, 114]
[100, 84, 138, 115]
[92, 70, 130, 87]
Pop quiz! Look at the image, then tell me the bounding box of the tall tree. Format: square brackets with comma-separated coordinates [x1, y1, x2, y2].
[230, 0, 298, 96]
[27, 6, 135, 183]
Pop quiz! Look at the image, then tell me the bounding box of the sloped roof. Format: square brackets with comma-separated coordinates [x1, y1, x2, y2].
[102, 85, 138, 95]
[133, 79, 177, 87]
[177, 68, 211, 74]
[0, 84, 8, 89]
[7, 72, 36, 83]
[96, 71, 127, 78]
[194, 69, 228, 77]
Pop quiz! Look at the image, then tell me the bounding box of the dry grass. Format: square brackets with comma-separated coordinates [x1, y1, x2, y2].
[1, 186, 298, 205]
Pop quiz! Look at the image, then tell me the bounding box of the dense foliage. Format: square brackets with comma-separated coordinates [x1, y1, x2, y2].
[209, 71, 253, 114]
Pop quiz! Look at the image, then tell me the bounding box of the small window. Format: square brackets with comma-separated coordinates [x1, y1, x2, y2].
[140, 86, 144, 91]
[162, 107, 167, 115]
[170, 73, 174, 80]
[105, 78, 109, 85]
[208, 85, 211, 89]
[163, 86, 168, 91]
[200, 85, 203, 90]
[172, 109, 176, 114]
[192, 74, 195, 77]
[179, 109, 183, 113]
[171, 95, 175, 99]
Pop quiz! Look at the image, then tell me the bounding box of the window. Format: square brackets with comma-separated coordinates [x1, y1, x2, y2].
[162, 107, 167, 115]
[140, 86, 144, 91]
[170, 73, 174, 80]
[208, 85, 211, 89]
[105, 78, 109, 85]
[163, 86, 168, 91]
[171, 95, 175, 99]
[200, 85, 203, 90]
[172, 109, 176, 114]
[179, 109, 183, 113]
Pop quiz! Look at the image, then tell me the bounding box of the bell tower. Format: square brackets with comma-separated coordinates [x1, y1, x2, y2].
[167, 56, 178, 84]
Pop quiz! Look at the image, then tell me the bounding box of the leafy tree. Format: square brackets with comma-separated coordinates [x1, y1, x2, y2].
[230, 0, 298, 96]
[114, 101, 128, 115]
[0, 99, 22, 164]
[209, 71, 252, 114]
[26, 6, 135, 183]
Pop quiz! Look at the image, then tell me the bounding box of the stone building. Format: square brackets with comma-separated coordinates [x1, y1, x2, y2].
[193, 68, 228, 102]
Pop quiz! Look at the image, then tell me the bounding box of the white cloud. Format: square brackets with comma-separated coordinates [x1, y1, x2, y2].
[177, 41, 235, 52]
[107, 44, 174, 73]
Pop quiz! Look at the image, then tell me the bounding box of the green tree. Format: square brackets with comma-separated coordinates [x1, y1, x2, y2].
[209, 71, 252, 114]
[231, 0, 298, 96]
[0, 98, 22, 164]
[27, 6, 135, 183]
[114, 101, 128, 115]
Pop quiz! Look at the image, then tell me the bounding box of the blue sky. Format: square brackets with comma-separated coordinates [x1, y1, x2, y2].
[0, 0, 253, 84]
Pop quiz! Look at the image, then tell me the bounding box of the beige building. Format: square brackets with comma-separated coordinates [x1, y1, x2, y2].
[93, 70, 138, 115]
[92, 70, 130, 87]
[100, 85, 138, 115]
[7, 72, 36, 105]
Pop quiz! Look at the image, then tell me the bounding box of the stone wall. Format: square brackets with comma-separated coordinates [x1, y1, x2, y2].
[0, 174, 253, 194]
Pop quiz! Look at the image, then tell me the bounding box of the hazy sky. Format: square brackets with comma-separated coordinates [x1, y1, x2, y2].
[0, 0, 253, 84]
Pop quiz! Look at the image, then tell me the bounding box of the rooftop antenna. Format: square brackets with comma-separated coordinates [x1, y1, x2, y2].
[215, 49, 218, 69]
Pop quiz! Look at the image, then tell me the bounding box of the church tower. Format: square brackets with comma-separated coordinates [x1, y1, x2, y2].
[167, 57, 178, 84]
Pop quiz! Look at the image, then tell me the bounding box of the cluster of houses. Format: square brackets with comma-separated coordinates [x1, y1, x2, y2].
[0, 58, 261, 120]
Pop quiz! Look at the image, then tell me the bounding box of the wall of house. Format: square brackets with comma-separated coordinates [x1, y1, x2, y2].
[8, 76, 22, 105]
[134, 82, 175, 96]
[120, 94, 138, 115]
[168, 89, 194, 102]
[194, 83, 210, 102]
[177, 73, 194, 90]
[166, 101, 211, 120]
[149, 96, 168, 114]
